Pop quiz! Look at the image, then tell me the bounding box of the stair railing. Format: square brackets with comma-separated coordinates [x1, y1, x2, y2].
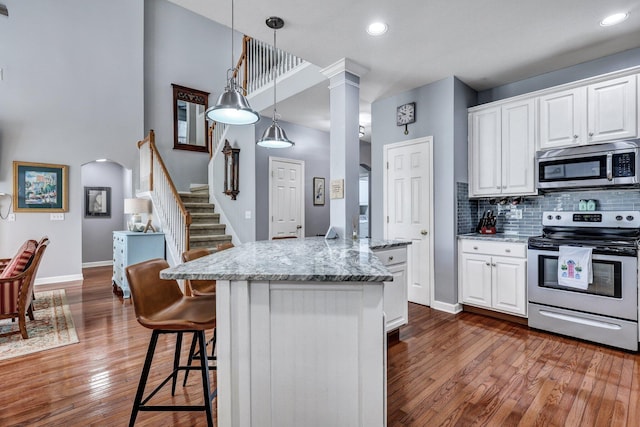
[235, 35, 306, 97]
[137, 130, 191, 262]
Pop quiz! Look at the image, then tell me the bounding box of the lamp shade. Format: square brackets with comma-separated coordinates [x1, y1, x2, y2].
[257, 120, 294, 148]
[206, 85, 260, 125]
[124, 198, 151, 214]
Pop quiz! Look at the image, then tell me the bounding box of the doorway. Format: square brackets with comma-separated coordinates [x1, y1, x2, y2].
[383, 137, 434, 306]
[269, 157, 305, 239]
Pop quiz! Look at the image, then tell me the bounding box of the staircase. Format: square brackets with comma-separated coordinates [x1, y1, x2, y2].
[179, 185, 232, 251]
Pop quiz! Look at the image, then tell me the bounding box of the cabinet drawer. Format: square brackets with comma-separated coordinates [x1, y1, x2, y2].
[375, 247, 407, 266]
[460, 239, 525, 258]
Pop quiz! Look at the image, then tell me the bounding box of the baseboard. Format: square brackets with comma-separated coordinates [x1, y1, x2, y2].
[34, 274, 84, 286]
[82, 260, 113, 268]
[430, 300, 463, 314]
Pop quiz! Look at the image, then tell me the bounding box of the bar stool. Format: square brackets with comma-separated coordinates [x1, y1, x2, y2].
[126, 259, 216, 427]
[181, 242, 234, 385]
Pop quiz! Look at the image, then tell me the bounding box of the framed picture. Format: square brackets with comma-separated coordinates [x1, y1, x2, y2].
[13, 161, 69, 212]
[84, 186, 111, 218]
[313, 177, 325, 206]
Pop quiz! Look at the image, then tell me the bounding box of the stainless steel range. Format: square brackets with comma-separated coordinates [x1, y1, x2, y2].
[528, 211, 639, 351]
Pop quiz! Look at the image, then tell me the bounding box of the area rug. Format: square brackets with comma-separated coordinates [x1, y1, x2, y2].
[0, 290, 79, 361]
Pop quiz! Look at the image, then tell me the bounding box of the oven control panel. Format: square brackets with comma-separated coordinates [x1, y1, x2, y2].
[542, 211, 640, 228]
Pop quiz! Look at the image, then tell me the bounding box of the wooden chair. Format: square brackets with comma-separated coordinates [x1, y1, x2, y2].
[125, 259, 216, 427]
[0, 239, 49, 339]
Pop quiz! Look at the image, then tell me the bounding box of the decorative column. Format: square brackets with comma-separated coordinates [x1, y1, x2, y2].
[321, 59, 368, 239]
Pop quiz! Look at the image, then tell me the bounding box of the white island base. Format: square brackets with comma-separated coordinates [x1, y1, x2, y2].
[216, 279, 386, 427]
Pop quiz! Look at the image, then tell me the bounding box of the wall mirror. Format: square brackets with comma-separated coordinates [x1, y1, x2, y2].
[172, 83, 210, 153]
[222, 139, 240, 200]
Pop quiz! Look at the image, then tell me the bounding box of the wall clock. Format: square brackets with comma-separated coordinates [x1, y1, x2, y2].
[396, 102, 416, 135]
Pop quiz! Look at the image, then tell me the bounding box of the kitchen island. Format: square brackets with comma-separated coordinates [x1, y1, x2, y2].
[161, 237, 407, 427]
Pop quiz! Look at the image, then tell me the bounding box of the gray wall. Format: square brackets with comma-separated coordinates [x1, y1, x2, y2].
[478, 48, 640, 104]
[0, 0, 144, 280]
[371, 76, 475, 305]
[144, 0, 236, 191]
[255, 119, 331, 241]
[81, 161, 127, 264]
[211, 125, 257, 243]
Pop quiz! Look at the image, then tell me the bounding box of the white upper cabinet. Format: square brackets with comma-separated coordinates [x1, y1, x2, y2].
[538, 88, 585, 149]
[587, 75, 637, 144]
[469, 100, 535, 197]
[539, 74, 637, 150]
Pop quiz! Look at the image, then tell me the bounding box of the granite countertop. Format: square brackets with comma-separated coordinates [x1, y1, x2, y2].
[457, 233, 531, 244]
[160, 237, 407, 282]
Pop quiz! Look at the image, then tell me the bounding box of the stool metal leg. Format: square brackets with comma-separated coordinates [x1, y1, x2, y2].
[130, 330, 160, 427]
[197, 330, 214, 427]
[171, 331, 183, 396]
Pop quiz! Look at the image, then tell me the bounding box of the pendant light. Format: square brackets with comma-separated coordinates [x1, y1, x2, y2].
[205, 0, 260, 125]
[257, 16, 294, 148]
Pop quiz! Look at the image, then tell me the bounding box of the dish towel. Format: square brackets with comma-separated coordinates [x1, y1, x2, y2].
[557, 245, 592, 290]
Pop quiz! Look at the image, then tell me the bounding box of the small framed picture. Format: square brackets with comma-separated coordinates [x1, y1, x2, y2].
[84, 187, 111, 218]
[13, 161, 69, 212]
[313, 177, 325, 206]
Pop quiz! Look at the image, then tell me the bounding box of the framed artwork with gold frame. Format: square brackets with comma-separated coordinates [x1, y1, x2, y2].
[13, 161, 69, 212]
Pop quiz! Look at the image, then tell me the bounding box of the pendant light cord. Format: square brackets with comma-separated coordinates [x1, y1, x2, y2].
[272, 27, 277, 120]
[230, 0, 234, 71]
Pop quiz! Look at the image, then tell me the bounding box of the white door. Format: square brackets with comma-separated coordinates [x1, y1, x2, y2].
[501, 99, 536, 195]
[269, 157, 305, 239]
[469, 107, 501, 196]
[384, 137, 433, 306]
[460, 253, 492, 308]
[492, 256, 527, 316]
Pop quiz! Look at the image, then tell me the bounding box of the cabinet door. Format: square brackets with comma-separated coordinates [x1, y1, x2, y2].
[469, 107, 502, 196]
[501, 99, 536, 195]
[539, 88, 586, 149]
[587, 75, 637, 143]
[460, 253, 492, 308]
[492, 256, 527, 316]
[384, 262, 408, 332]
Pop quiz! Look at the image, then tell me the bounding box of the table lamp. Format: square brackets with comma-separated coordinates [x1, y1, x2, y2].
[124, 198, 152, 232]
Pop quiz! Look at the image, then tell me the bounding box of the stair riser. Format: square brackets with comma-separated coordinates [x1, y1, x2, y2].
[191, 215, 220, 225]
[180, 195, 209, 204]
[186, 206, 217, 214]
[190, 227, 227, 236]
[190, 237, 232, 248]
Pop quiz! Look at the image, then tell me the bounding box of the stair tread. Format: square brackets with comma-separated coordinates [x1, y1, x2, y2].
[190, 224, 226, 228]
[190, 235, 232, 241]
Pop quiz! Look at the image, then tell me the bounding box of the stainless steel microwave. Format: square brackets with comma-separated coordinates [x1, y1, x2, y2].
[536, 139, 640, 191]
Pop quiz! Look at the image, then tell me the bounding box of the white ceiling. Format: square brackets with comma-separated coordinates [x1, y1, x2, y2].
[168, 0, 640, 139]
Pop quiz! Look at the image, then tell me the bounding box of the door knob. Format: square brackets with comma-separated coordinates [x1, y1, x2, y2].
[296, 225, 302, 229]
[420, 230, 428, 235]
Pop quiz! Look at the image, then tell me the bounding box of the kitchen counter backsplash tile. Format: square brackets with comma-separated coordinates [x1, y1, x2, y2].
[456, 183, 640, 236]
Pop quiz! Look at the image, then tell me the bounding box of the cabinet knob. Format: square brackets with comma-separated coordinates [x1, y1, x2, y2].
[496, 186, 501, 189]
[420, 229, 428, 235]
[486, 262, 490, 266]
[505, 249, 511, 253]
[589, 132, 594, 137]
[492, 263, 496, 267]
[388, 256, 394, 262]
[473, 246, 478, 250]
[573, 135, 579, 139]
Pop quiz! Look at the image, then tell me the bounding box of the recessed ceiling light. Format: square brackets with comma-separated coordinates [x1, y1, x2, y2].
[366, 22, 388, 36]
[600, 12, 629, 26]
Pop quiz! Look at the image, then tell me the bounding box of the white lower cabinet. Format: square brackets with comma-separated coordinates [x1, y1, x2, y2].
[459, 239, 527, 317]
[374, 246, 408, 332]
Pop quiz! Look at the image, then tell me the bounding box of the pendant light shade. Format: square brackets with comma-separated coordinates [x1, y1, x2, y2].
[206, 76, 260, 125]
[207, 0, 260, 126]
[257, 119, 294, 148]
[256, 16, 294, 148]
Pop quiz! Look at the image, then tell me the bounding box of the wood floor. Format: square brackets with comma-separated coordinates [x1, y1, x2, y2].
[1, 266, 639, 426]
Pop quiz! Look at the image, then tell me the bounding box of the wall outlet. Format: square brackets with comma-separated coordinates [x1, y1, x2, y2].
[50, 213, 65, 221]
[245, 210, 251, 219]
[7, 213, 15, 221]
[512, 208, 523, 219]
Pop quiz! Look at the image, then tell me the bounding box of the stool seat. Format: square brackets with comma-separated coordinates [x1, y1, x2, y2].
[137, 297, 215, 330]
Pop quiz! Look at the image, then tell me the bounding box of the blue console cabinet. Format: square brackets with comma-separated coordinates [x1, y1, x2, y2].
[112, 231, 165, 298]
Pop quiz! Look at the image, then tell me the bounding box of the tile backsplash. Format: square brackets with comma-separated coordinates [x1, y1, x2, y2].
[456, 182, 640, 236]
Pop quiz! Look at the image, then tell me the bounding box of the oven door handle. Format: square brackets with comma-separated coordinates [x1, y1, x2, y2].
[606, 152, 613, 181]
